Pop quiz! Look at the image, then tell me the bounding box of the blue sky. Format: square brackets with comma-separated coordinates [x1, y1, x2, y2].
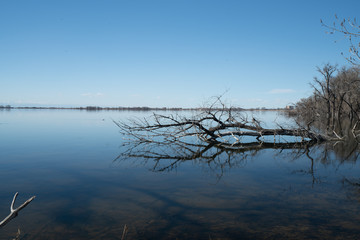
[1, 0, 359, 108]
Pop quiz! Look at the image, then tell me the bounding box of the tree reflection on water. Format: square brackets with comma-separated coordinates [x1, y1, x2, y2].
[115, 131, 360, 183]
[115, 137, 319, 179]
[111, 135, 360, 239]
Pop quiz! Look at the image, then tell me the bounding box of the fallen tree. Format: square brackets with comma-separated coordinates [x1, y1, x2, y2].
[114, 97, 338, 148]
[114, 97, 359, 180]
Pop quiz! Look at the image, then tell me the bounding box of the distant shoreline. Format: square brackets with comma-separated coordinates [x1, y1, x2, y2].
[0, 105, 293, 111]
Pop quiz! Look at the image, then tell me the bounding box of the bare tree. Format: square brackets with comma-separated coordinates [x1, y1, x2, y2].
[296, 64, 360, 140]
[310, 64, 337, 131]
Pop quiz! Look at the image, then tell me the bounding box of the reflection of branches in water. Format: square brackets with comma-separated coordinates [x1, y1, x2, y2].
[288, 138, 360, 190]
[343, 178, 360, 187]
[291, 145, 323, 187]
[332, 139, 360, 163]
[114, 136, 320, 180]
[13, 228, 21, 240]
[342, 178, 360, 202]
[290, 139, 360, 186]
[114, 97, 360, 181]
[115, 134, 360, 186]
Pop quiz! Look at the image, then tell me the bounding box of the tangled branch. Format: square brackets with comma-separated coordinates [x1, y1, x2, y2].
[115, 98, 331, 147]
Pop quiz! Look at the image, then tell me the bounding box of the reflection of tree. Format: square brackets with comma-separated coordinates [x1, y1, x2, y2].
[114, 97, 360, 181]
[115, 133, 321, 180]
[342, 178, 360, 203]
[291, 137, 360, 188]
[340, 137, 360, 199]
[115, 127, 360, 185]
[291, 145, 322, 186]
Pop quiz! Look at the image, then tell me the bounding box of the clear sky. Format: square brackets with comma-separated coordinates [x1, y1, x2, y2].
[1, 0, 359, 108]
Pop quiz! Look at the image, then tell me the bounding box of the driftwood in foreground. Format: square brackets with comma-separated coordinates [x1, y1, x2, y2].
[0, 192, 35, 228]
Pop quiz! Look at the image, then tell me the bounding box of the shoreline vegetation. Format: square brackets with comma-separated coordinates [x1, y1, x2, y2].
[0, 105, 293, 112]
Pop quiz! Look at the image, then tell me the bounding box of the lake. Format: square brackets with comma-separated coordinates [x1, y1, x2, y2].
[1, 109, 360, 240]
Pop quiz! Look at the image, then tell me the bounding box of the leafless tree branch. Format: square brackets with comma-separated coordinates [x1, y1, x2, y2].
[115, 98, 332, 148]
[321, 16, 360, 65]
[0, 193, 36, 228]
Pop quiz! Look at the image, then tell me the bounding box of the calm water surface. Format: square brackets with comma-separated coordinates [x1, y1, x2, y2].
[1, 109, 360, 239]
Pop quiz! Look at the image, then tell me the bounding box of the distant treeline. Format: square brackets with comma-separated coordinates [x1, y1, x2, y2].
[0, 105, 289, 111]
[0, 105, 12, 109]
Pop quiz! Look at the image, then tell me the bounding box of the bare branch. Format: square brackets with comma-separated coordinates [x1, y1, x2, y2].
[0, 193, 36, 228]
[115, 108, 330, 147]
[322, 16, 360, 65]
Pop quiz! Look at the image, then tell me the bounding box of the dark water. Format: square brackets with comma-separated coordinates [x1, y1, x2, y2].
[1, 109, 360, 239]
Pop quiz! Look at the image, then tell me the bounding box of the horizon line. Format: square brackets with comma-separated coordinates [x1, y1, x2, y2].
[0, 105, 293, 111]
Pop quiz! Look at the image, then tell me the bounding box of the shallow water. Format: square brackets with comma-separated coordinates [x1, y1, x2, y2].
[0, 109, 360, 239]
